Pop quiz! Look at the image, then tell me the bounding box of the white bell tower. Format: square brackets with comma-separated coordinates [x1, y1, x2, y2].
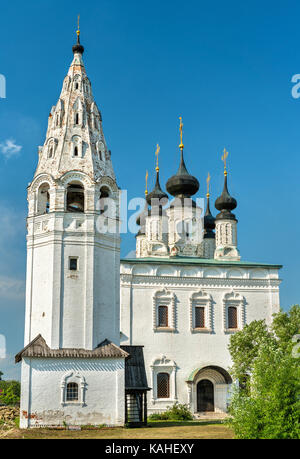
[17, 30, 127, 429]
[24, 33, 120, 350]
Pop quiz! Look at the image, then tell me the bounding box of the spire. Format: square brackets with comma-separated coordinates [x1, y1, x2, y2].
[73, 15, 84, 55]
[146, 145, 168, 206]
[166, 117, 199, 198]
[204, 173, 215, 238]
[215, 149, 237, 221]
[34, 26, 116, 183]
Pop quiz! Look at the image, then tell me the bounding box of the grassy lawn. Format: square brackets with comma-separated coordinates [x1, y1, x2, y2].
[0, 421, 233, 439]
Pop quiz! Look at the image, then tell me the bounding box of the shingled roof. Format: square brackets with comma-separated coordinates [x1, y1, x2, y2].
[121, 345, 150, 391]
[15, 335, 129, 363]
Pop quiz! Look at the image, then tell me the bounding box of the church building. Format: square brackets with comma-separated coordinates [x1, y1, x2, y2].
[16, 29, 282, 427]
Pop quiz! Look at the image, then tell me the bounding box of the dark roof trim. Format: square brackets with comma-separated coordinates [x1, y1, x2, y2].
[15, 335, 129, 363]
[121, 345, 151, 391]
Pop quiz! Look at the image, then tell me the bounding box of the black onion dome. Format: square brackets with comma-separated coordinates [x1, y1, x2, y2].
[166, 150, 199, 198]
[73, 33, 84, 54]
[136, 200, 148, 235]
[204, 196, 216, 239]
[146, 171, 168, 205]
[215, 174, 237, 220]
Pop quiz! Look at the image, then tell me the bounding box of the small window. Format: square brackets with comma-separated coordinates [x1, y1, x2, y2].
[75, 83, 79, 90]
[195, 307, 205, 329]
[74, 146, 79, 157]
[66, 383, 78, 402]
[75, 113, 79, 125]
[228, 306, 238, 329]
[158, 306, 168, 328]
[69, 258, 78, 271]
[157, 373, 170, 399]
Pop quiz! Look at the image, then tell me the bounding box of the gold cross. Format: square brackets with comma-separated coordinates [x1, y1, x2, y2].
[207, 172, 211, 197]
[77, 14, 80, 37]
[155, 144, 160, 172]
[222, 148, 229, 175]
[179, 116, 184, 150]
[145, 170, 149, 196]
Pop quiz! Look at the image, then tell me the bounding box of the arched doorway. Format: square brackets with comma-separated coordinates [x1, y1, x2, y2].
[197, 379, 214, 412]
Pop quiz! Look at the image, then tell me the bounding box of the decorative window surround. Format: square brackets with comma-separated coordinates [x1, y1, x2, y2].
[150, 356, 177, 404]
[223, 291, 245, 333]
[190, 290, 213, 333]
[61, 371, 87, 407]
[153, 289, 176, 332]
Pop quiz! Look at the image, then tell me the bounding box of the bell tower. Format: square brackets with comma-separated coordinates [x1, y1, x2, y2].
[24, 29, 120, 351]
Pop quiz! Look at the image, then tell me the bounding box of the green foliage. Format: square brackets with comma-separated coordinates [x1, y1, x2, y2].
[0, 371, 3, 381]
[0, 381, 21, 406]
[227, 305, 300, 439]
[148, 403, 193, 421]
[14, 417, 20, 428]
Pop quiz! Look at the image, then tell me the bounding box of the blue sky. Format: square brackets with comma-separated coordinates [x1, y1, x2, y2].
[1, 0, 300, 380]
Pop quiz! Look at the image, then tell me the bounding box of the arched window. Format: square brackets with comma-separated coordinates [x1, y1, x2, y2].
[37, 184, 50, 215]
[158, 306, 168, 328]
[99, 186, 110, 215]
[75, 113, 79, 125]
[228, 306, 238, 329]
[74, 146, 79, 157]
[157, 373, 170, 399]
[67, 184, 85, 213]
[66, 383, 79, 402]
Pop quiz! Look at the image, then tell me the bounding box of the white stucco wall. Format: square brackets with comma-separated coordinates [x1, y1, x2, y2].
[120, 261, 281, 413]
[20, 357, 125, 428]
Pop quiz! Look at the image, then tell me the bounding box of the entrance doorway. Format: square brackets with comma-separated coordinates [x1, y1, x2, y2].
[197, 379, 214, 412]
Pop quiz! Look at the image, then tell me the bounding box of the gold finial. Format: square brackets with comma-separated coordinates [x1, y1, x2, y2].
[222, 148, 229, 176]
[155, 144, 160, 172]
[77, 14, 80, 38]
[145, 170, 149, 196]
[179, 116, 184, 150]
[207, 172, 211, 198]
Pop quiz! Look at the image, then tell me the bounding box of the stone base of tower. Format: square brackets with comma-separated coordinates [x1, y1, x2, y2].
[16, 336, 128, 429]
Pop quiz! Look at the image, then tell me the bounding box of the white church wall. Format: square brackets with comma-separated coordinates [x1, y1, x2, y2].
[20, 358, 125, 428]
[120, 261, 281, 413]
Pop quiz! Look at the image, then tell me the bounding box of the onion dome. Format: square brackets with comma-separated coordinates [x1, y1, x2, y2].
[203, 173, 215, 238]
[146, 170, 168, 206]
[204, 195, 216, 239]
[215, 160, 237, 221]
[146, 145, 168, 214]
[136, 200, 148, 236]
[73, 22, 84, 55]
[166, 118, 199, 198]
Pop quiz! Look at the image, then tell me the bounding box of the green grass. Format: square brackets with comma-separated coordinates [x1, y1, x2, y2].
[0, 421, 234, 439]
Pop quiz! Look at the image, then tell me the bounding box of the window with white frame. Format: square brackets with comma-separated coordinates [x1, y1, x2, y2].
[151, 356, 177, 404]
[223, 291, 245, 333]
[190, 291, 212, 333]
[153, 289, 176, 332]
[61, 372, 86, 407]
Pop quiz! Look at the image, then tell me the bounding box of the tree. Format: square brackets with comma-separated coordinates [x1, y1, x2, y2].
[227, 305, 300, 439]
[0, 385, 20, 406]
[0, 380, 20, 406]
[0, 371, 3, 381]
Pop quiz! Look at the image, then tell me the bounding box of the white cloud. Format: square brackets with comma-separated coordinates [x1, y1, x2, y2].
[0, 276, 25, 300]
[0, 353, 21, 381]
[0, 139, 22, 159]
